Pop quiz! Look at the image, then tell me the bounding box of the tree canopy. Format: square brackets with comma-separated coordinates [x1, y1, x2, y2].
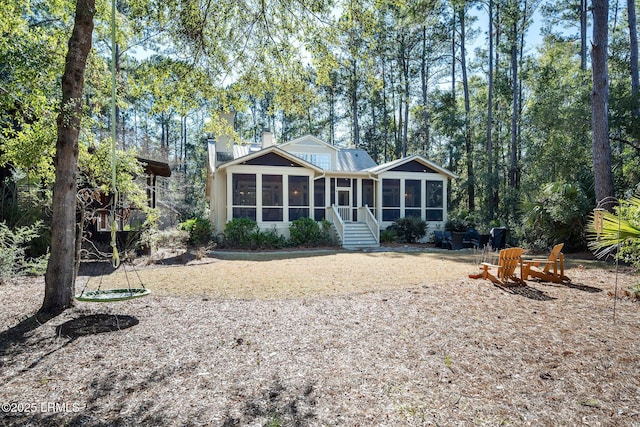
[1, 0, 639, 297]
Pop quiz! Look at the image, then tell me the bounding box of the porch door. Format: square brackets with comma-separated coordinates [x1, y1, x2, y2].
[337, 188, 352, 221]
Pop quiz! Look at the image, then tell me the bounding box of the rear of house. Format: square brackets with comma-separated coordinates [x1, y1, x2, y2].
[206, 128, 456, 249]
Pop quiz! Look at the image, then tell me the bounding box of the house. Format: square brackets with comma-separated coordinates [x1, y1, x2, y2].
[206, 126, 456, 249]
[87, 156, 171, 247]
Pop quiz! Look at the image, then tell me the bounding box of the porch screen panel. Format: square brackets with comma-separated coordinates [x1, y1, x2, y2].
[330, 178, 336, 205]
[232, 173, 256, 220]
[314, 178, 325, 221]
[262, 174, 283, 222]
[426, 180, 444, 221]
[352, 179, 357, 222]
[288, 175, 309, 220]
[382, 179, 400, 221]
[362, 179, 374, 207]
[405, 179, 422, 218]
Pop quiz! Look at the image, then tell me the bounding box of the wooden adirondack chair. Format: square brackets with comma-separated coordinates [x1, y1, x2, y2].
[521, 243, 570, 283]
[474, 247, 525, 286]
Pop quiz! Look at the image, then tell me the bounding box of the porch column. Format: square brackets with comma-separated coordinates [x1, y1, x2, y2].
[226, 172, 233, 221]
[256, 174, 263, 222]
[375, 178, 382, 222]
[283, 174, 289, 223]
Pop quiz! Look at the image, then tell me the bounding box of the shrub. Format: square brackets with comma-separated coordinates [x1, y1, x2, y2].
[519, 182, 591, 251]
[289, 217, 321, 246]
[224, 217, 259, 248]
[0, 221, 48, 283]
[318, 219, 334, 245]
[390, 216, 427, 243]
[444, 209, 470, 232]
[380, 228, 397, 244]
[179, 217, 212, 245]
[588, 194, 640, 268]
[142, 227, 189, 251]
[253, 228, 288, 249]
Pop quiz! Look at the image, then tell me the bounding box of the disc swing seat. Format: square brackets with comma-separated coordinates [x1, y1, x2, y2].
[75, 0, 150, 303]
[75, 205, 151, 303]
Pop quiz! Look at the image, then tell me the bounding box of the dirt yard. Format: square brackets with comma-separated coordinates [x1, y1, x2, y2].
[1, 248, 639, 426]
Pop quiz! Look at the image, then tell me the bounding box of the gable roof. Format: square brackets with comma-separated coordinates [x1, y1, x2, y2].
[217, 145, 323, 173]
[367, 155, 458, 179]
[279, 134, 340, 152]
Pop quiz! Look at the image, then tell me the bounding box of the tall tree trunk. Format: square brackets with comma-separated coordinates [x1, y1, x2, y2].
[402, 36, 410, 158]
[509, 20, 519, 190]
[591, 0, 615, 207]
[629, 0, 639, 118]
[451, 10, 456, 97]
[351, 59, 360, 148]
[581, 0, 588, 70]
[41, 0, 95, 315]
[398, 95, 404, 157]
[421, 26, 430, 154]
[329, 83, 336, 145]
[382, 57, 389, 161]
[459, 8, 474, 212]
[487, 0, 495, 218]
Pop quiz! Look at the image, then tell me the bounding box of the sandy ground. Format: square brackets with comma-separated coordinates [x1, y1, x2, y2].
[1, 248, 639, 426]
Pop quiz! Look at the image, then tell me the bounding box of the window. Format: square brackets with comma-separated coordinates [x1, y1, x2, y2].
[362, 179, 374, 207]
[289, 175, 309, 220]
[314, 178, 325, 221]
[337, 178, 350, 188]
[232, 174, 256, 220]
[426, 180, 444, 221]
[382, 179, 401, 221]
[262, 175, 283, 222]
[293, 153, 330, 170]
[405, 179, 421, 218]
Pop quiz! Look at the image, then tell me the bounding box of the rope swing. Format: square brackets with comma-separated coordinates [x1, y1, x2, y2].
[75, 0, 150, 302]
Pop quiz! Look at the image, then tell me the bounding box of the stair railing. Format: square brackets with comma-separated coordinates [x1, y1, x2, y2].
[359, 204, 379, 245]
[328, 205, 345, 244]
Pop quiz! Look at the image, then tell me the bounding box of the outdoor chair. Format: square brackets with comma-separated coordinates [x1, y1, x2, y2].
[521, 243, 570, 283]
[462, 228, 481, 248]
[471, 247, 525, 286]
[434, 230, 453, 250]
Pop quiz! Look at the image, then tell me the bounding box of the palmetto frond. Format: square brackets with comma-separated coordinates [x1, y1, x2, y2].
[587, 195, 640, 259]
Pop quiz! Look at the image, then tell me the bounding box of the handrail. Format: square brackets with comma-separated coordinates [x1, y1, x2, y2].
[329, 205, 345, 244]
[337, 206, 351, 221]
[360, 205, 379, 245]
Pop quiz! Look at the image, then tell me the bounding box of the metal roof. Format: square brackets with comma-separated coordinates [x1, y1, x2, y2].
[336, 148, 377, 172]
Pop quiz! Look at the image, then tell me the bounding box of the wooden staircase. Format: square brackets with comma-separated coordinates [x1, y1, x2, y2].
[341, 222, 379, 250]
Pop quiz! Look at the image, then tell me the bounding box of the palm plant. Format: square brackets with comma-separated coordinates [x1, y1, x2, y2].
[588, 195, 640, 264]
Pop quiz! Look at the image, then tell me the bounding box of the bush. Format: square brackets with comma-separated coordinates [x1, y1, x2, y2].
[519, 183, 591, 251]
[289, 217, 333, 246]
[289, 217, 320, 246]
[0, 221, 48, 283]
[142, 227, 189, 251]
[252, 229, 288, 249]
[588, 193, 640, 269]
[380, 228, 397, 244]
[390, 216, 427, 243]
[179, 217, 212, 245]
[224, 217, 259, 248]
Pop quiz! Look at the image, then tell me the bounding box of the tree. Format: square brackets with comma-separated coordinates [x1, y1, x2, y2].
[590, 0, 615, 207]
[628, 0, 639, 119]
[486, 0, 497, 218]
[41, 0, 95, 315]
[456, 0, 475, 212]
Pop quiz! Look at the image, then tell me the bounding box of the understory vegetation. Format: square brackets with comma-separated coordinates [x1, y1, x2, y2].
[0, 221, 48, 283]
[195, 217, 335, 250]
